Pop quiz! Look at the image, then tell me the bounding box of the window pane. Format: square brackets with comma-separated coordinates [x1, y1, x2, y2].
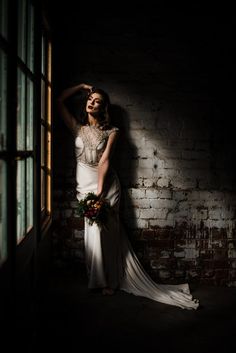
[0, 160, 7, 264]
[27, 2, 35, 72]
[0, 49, 7, 151]
[26, 157, 33, 232]
[17, 69, 26, 150]
[0, 0, 8, 39]
[41, 35, 46, 75]
[26, 78, 33, 150]
[16, 159, 26, 243]
[41, 169, 45, 211]
[17, 0, 27, 62]
[47, 41, 52, 82]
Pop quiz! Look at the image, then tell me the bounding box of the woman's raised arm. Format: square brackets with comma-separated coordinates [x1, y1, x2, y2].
[57, 83, 93, 135]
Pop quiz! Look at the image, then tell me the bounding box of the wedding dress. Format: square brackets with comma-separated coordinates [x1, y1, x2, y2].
[75, 124, 199, 310]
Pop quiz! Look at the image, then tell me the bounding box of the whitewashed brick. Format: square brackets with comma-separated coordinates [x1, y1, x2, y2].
[140, 209, 156, 219]
[228, 243, 236, 258]
[136, 219, 149, 228]
[156, 177, 169, 188]
[149, 219, 175, 227]
[174, 250, 185, 258]
[143, 179, 154, 187]
[208, 209, 222, 220]
[131, 188, 146, 199]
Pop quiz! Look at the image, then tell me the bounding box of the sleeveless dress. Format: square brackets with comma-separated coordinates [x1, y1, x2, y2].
[75, 124, 199, 310]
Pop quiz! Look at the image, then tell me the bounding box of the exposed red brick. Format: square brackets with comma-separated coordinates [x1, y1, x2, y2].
[141, 229, 156, 240]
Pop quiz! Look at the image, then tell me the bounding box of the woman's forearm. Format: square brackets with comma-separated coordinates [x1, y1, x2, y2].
[97, 159, 110, 197]
[57, 83, 92, 102]
[57, 83, 92, 135]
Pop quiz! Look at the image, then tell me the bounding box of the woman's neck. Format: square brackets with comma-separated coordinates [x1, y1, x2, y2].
[88, 115, 99, 126]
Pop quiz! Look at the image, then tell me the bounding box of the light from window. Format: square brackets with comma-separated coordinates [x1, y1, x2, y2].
[17, 0, 27, 63]
[17, 69, 26, 151]
[41, 35, 45, 76]
[16, 159, 26, 244]
[0, 49, 7, 151]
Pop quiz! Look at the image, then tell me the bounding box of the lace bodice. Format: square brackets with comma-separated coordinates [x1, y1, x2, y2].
[75, 125, 119, 166]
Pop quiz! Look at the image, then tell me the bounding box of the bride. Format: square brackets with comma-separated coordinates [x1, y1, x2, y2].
[57, 83, 199, 310]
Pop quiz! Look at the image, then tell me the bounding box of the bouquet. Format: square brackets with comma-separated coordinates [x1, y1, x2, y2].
[76, 192, 111, 226]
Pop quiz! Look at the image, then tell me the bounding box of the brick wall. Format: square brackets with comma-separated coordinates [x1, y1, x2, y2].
[51, 11, 236, 286]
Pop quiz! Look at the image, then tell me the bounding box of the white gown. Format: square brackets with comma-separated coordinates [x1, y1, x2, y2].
[75, 124, 199, 310]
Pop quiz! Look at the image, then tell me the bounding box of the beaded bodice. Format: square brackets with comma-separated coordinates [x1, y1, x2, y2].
[75, 125, 119, 166]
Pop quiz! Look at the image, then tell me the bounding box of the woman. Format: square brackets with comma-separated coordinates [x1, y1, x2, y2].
[57, 83, 199, 309]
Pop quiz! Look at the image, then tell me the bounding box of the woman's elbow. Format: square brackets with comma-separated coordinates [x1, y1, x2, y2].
[98, 158, 109, 168]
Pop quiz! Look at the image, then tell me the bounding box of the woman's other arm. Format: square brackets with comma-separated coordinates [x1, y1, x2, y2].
[97, 131, 119, 197]
[57, 83, 92, 135]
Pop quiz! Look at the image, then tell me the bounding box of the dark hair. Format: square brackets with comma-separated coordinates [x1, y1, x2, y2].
[81, 88, 111, 129]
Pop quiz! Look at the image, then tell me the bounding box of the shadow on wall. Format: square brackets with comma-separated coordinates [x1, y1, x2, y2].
[110, 104, 139, 235]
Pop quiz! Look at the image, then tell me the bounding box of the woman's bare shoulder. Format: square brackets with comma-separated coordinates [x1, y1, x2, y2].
[107, 125, 119, 134]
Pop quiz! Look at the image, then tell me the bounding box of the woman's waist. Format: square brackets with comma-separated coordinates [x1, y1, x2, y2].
[76, 160, 98, 168]
[76, 161, 117, 179]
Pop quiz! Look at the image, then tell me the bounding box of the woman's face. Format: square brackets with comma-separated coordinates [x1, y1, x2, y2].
[86, 93, 105, 115]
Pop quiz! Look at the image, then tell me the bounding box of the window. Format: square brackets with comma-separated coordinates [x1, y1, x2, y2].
[0, 0, 8, 264]
[16, 0, 35, 244]
[0, 49, 7, 151]
[0, 0, 52, 265]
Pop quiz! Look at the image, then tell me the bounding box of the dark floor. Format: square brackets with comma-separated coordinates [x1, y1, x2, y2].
[17, 263, 236, 353]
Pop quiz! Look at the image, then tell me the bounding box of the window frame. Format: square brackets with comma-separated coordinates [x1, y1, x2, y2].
[40, 17, 52, 234]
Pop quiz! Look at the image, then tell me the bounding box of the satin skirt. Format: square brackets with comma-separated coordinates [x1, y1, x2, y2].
[76, 162, 199, 310]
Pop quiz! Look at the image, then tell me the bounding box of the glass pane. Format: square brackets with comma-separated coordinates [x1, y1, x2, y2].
[26, 157, 33, 232]
[41, 79, 45, 120]
[17, 0, 27, 63]
[0, 160, 7, 264]
[41, 35, 46, 75]
[27, 2, 34, 72]
[16, 159, 26, 243]
[47, 41, 52, 82]
[41, 169, 45, 211]
[0, 49, 7, 150]
[26, 78, 33, 150]
[17, 69, 26, 150]
[0, 0, 8, 39]
[41, 124, 45, 166]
